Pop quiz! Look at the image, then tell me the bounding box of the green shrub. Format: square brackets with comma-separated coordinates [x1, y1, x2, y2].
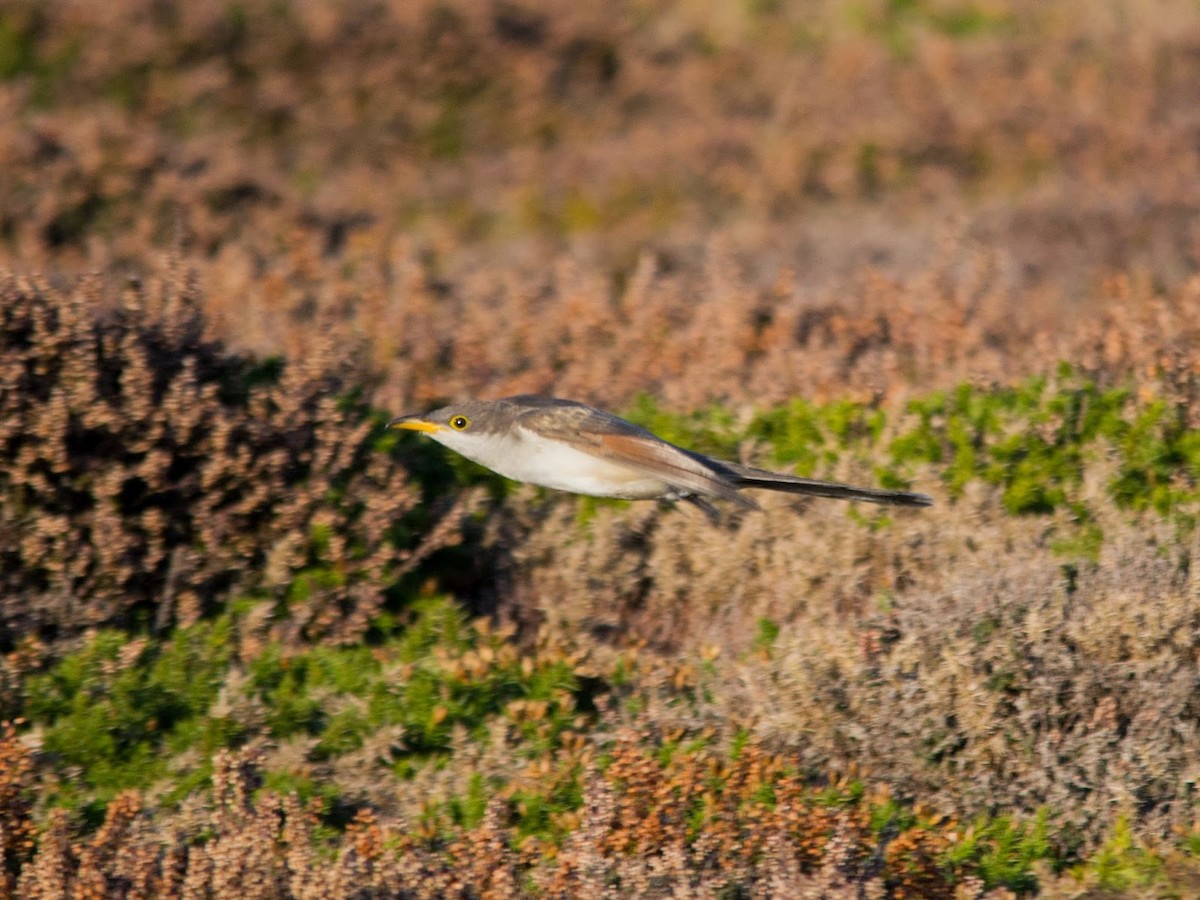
[943, 811, 1053, 892]
[20, 618, 235, 813]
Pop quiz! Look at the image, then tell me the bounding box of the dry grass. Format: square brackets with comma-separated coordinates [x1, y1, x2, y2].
[3, 0, 1200, 895]
[3, 734, 1019, 899]
[0, 273, 461, 647]
[487, 479, 1200, 845]
[2, 0, 1200, 411]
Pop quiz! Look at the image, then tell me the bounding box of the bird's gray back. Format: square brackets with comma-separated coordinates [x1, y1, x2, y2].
[503, 395, 661, 445]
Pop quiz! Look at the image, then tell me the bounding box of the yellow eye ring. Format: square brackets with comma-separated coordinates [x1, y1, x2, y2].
[450, 415, 470, 431]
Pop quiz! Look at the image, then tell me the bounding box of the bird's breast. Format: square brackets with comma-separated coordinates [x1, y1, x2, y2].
[448, 429, 670, 499]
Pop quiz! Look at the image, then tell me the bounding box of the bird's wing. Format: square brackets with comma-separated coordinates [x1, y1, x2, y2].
[513, 401, 755, 507]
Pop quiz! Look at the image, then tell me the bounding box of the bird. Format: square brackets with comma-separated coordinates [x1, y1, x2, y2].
[389, 395, 932, 523]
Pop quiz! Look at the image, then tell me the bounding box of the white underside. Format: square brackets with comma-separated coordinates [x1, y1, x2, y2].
[432, 426, 671, 499]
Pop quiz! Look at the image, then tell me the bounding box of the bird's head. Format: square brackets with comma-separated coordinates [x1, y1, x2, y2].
[388, 401, 506, 454]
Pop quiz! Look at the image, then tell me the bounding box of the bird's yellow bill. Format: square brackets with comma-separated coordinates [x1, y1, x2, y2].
[389, 418, 442, 434]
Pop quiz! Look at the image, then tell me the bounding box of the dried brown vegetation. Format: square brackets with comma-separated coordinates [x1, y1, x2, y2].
[527, 500, 1200, 845]
[2, 0, 1200, 411]
[0, 273, 456, 647]
[3, 0, 1200, 895]
[6, 739, 1005, 899]
[0, 722, 35, 894]
[12, 728, 1195, 898]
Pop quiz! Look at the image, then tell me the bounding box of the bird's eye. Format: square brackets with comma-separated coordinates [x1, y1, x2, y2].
[450, 415, 470, 431]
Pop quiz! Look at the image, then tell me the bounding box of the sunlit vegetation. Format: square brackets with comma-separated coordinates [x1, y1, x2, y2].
[3, 0, 1200, 895]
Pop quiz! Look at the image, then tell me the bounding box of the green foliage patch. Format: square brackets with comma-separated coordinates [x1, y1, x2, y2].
[14, 596, 600, 828]
[626, 370, 1200, 551]
[943, 811, 1053, 892]
[20, 617, 236, 817]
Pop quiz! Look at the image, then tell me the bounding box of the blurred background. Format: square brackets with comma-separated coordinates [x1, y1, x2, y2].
[4, 0, 1199, 410]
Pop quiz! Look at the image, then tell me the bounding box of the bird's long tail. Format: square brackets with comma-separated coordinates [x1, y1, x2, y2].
[719, 461, 933, 508]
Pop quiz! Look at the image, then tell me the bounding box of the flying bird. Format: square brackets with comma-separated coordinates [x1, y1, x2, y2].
[389, 396, 932, 522]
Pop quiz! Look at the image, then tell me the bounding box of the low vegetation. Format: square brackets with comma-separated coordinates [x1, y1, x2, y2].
[0, 273, 1198, 895]
[3, 0, 1200, 895]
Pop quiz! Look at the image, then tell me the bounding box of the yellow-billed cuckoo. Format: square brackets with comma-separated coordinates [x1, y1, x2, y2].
[390, 396, 932, 522]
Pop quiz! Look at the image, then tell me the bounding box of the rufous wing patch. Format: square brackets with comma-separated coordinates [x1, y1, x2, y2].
[597, 432, 749, 505]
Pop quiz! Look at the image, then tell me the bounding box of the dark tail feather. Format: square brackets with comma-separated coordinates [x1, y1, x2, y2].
[720, 462, 933, 508]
